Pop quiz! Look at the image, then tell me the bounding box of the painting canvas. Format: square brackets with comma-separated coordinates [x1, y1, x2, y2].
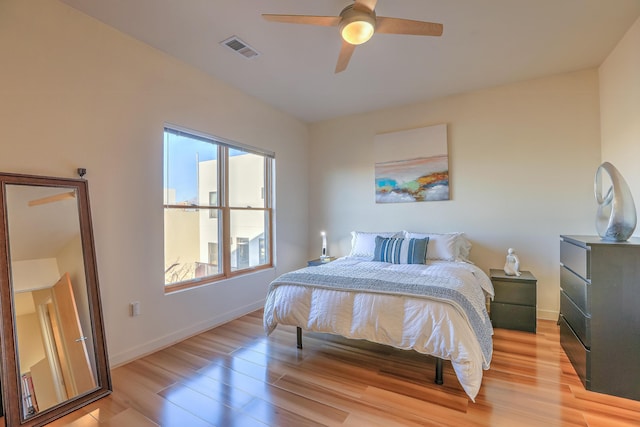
[374, 124, 448, 203]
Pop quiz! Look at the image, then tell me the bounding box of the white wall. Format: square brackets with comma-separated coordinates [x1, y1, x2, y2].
[15, 311, 46, 375]
[599, 15, 640, 222]
[12, 259, 60, 292]
[308, 70, 602, 320]
[0, 0, 309, 366]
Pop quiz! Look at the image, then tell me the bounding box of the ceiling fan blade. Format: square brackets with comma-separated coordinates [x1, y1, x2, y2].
[375, 17, 443, 36]
[28, 191, 76, 207]
[335, 40, 356, 73]
[262, 14, 341, 27]
[353, 0, 378, 13]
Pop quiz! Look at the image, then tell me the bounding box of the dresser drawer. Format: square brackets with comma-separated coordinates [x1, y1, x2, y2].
[560, 266, 591, 315]
[560, 291, 591, 348]
[559, 315, 590, 388]
[560, 238, 590, 280]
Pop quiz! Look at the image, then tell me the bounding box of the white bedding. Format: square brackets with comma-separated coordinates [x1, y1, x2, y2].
[264, 257, 494, 401]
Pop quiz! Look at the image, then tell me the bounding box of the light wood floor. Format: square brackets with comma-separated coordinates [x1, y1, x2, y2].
[25, 311, 640, 426]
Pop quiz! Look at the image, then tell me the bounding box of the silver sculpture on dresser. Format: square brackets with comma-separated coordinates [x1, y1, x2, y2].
[594, 162, 637, 241]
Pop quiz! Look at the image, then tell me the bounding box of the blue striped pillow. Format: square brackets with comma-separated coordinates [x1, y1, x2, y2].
[373, 236, 429, 264]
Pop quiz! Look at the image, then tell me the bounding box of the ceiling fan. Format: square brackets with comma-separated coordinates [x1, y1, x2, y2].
[262, 0, 443, 73]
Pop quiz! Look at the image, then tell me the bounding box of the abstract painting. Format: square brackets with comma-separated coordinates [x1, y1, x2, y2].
[374, 124, 449, 203]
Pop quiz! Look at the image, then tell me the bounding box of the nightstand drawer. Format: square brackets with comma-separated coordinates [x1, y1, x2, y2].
[560, 238, 590, 280]
[560, 265, 591, 315]
[560, 290, 591, 348]
[490, 302, 536, 332]
[559, 315, 590, 388]
[492, 278, 536, 306]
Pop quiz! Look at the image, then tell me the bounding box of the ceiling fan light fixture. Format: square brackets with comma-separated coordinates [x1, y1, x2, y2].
[339, 6, 376, 45]
[341, 20, 374, 45]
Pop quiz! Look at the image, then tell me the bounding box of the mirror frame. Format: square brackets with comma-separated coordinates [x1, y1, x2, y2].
[0, 172, 111, 426]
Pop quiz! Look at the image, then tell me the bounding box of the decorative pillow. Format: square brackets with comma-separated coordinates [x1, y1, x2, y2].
[349, 231, 402, 259]
[403, 231, 471, 262]
[373, 236, 429, 264]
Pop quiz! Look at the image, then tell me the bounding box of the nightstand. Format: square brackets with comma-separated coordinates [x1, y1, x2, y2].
[307, 257, 335, 266]
[489, 269, 537, 333]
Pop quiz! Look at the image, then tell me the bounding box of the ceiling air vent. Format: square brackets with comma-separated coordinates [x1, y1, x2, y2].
[220, 36, 260, 59]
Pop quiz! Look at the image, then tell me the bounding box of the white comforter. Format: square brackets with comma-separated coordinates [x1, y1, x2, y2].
[263, 257, 494, 401]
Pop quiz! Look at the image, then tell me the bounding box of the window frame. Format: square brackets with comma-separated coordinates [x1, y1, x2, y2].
[208, 191, 218, 219]
[163, 126, 274, 293]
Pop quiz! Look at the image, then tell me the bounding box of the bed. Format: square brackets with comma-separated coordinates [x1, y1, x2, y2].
[263, 231, 494, 401]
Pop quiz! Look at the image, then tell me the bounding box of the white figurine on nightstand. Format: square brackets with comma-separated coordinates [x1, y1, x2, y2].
[504, 248, 521, 276]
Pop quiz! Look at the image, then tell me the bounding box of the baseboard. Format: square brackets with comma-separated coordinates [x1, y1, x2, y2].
[537, 308, 559, 321]
[108, 299, 265, 367]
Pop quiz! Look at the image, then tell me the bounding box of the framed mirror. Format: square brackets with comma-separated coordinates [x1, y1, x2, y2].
[0, 172, 111, 426]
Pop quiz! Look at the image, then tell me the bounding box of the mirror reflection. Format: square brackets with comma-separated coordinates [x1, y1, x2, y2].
[6, 184, 97, 418]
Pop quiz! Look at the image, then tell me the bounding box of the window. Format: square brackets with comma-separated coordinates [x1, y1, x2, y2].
[163, 127, 274, 292]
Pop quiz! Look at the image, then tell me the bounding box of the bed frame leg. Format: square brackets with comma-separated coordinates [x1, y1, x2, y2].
[296, 327, 303, 349]
[435, 358, 444, 385]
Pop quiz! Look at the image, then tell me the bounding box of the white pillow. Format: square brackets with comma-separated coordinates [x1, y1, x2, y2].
[349, 231, 403, 259]
[403, 231, 471, 262]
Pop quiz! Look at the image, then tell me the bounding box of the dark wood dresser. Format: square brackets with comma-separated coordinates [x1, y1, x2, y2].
[559, 235, 640, 401]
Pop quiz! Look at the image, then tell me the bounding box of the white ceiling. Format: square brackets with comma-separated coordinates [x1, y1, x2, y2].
[59, 0, 640, 123]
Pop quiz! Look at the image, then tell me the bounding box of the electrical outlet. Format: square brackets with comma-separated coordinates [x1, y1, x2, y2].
[130, 301, 141, 317]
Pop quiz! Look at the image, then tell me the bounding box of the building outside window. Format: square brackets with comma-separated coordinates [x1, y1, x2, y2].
[208, 242, 218, 266]
[259, 237, 266, 265]
[163, 127, 274, 292]
[236, 237, 249, 269]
